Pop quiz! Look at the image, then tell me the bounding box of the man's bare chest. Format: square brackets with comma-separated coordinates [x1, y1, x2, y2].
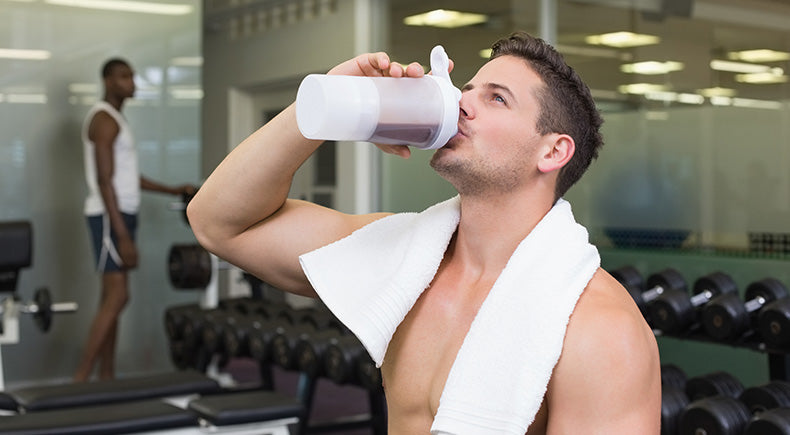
[381, 272, 494, 418]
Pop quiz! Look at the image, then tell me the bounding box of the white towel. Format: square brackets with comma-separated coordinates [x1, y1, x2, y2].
[299, 196, 600, 434]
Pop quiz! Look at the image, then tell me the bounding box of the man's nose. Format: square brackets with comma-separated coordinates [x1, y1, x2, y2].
[458, 93, 474, 119]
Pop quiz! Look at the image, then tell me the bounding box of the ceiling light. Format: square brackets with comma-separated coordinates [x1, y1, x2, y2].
[620, 61, 684, 75]
[728, 49, 790, 63]
[0, 49, 51, 60]
[556, 44, 632, 61]
[170, 88, 203, 99]
[403, 9, 487, 29]
[732, 98, 782, 110]
[697, 87, 736, 98]
[735, 72, 789, 84]
[710, 60, 782, 74]
[170, 56, 203, 67]
[585, 31, 660, 48]
[479, 48, 492, 59]
[618, 83, 669, 95]
[5, 93, 47, 104]
[68, 83, 99, 94]
[677, 93, 705, 104]
[45, 0, 193, 15]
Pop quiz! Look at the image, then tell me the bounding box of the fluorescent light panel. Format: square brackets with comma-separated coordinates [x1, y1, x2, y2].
[728, 49, 790, 63]
[404, 9, 487, 28]
[736, 73, 789, 84]
[0, 48, 51, 60]
[618, 83, 669, 95]
[620, 61, 684, 75]
[44, 0, 193, 15]
[585, 31, 660, 48]
[697, 87, 736, 98]
[710, 60, 783, 74]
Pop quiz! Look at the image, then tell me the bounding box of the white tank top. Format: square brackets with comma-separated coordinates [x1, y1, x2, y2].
[82, 101, 140, 215]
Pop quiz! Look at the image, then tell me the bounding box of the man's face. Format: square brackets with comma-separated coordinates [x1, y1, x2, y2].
[105, 64, 136, 99]
[430, 55, 549, 196]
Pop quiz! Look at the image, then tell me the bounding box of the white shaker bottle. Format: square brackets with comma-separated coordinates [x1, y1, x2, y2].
[295, 45, 461, 150]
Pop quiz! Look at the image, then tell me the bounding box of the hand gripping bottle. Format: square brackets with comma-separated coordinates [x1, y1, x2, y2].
[295, 45, 461, 150]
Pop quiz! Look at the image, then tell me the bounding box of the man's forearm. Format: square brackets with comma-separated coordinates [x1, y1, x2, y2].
[187, 103, 322, 249]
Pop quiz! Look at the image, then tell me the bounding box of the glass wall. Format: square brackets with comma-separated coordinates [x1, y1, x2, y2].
[383, 0, 790, 385]
[0, 0, 202, 385]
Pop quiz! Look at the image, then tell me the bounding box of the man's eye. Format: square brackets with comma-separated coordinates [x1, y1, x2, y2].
[494, 95, 505, 103]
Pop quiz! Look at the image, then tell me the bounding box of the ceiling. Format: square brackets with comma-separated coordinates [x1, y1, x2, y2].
[387, 0, 790, 111]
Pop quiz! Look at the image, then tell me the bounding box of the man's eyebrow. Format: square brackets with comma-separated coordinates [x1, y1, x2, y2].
[461, 82, 518, 103]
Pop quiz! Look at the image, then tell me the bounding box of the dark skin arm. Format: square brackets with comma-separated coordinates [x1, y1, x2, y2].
[90, 110, 197, 269]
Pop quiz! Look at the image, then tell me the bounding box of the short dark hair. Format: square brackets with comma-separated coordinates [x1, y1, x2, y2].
[490, 31, 604, 199]
[101, 58, 131, 78]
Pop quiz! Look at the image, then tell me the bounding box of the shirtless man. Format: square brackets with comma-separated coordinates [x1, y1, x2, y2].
[187, 32, 661, 433]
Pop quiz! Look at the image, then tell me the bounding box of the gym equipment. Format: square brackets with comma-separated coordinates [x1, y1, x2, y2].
[744, 407, 790, 435]
[679, 395, 752, 435]
[323, 334, 368, 386]
[294, 329, 345, 378]
[0, 389, 301, 435]
[0, 220, 79, 390]
[758, 297, 790, 348]
[739, 380, 790, 414]
[610, 266, 687, 317]
[661, 387, 689, 435]
[168, 189, 198, 227]
[685, 371, 745, 401]
[649, 271, 737, 334]
[703, 278, 789, 341]
[661, 363, 688, 391]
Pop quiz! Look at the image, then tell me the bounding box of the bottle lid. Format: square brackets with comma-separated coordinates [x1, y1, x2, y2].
[418, 45, 461, 150]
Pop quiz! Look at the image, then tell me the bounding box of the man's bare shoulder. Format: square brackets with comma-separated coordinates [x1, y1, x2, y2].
[565, 267, 658, 370]
[545, 267, 661, 433]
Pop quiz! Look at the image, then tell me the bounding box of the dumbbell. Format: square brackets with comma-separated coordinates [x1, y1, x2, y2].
[758, 297, 790, 348]
[744, 407, 790, 435]
[662, 388, 689, 435]
[649, 272, 738, 335]
[679, 395, 752, 435]
[610, 266, 687, 318]
[661, 364, 688, 392]
[703, 278, 789, 341]
[248, 317, 292, 364]
[685, 371, 745, 402]
[271, 307, 346, 370]
[15, 287, 78, 332]
[164, 303, 202, 342]
[356, 353, 383, 392]
[740, 380, 790, 414]
[294, 328, 346, 378]
[323, 334, 368, 385]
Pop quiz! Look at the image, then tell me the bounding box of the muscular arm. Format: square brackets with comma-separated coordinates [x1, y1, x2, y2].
[90, 110, 138, 268]
[187, 53, 424, 297]
[546, 268, 661, 434]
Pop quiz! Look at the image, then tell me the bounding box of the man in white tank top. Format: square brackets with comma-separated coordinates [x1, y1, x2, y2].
[76, 58, 196, 382]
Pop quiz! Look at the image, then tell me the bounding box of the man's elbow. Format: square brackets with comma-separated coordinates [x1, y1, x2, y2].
[186, 200, 218, 252]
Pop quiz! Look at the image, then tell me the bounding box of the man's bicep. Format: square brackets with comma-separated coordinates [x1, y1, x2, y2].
[210, 199, 388, 297]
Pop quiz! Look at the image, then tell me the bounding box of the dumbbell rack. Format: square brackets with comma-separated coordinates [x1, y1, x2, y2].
[654, 329, 790, 382]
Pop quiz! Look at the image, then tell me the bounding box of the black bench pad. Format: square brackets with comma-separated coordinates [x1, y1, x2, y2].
[0, 394, 17, 412]
[0, 399, 196, 434]
[10, 370, 219, 411]
[189, 390, 303, 426]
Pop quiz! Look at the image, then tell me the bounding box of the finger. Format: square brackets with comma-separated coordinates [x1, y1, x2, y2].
[375, 143, 411, 159]
[404, 62, 425, 78]
[359, 52, 390, 76]
[388, 62, 407, 78]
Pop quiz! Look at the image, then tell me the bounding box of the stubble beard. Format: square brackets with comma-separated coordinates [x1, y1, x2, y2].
[430, 147, 522, 197]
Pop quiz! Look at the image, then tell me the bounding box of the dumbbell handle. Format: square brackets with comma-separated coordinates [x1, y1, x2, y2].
[642, 285, 666, 302]
[21, 302, 79, 314]
[690, 290, 714, 307]
[745, 296, 766, 314]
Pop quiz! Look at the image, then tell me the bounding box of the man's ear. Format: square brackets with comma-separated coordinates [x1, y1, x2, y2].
[537, 134, 575, 173]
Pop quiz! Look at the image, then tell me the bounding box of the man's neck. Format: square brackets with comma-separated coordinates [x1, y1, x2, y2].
[450, 189, 556, 281]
